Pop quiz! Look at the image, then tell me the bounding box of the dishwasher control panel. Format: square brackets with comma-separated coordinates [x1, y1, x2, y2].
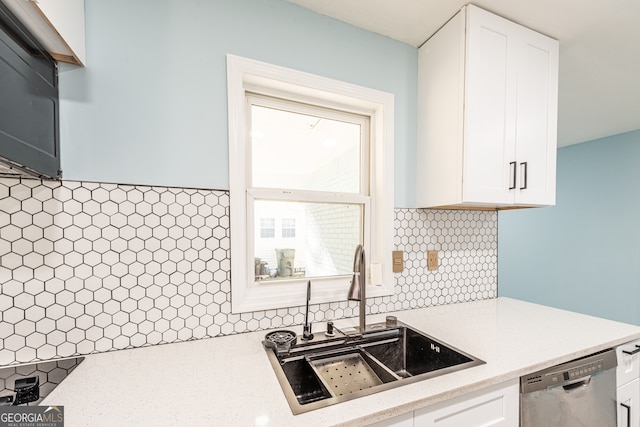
[521, 348, 617, 393]
[562, 359, 604, 381]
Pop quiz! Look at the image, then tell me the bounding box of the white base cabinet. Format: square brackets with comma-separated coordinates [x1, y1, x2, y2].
[368, 379, 519, 427]
[618, 340, 640, 427]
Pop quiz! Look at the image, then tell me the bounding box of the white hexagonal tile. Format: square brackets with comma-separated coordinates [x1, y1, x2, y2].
[2, 279, 25, 297]
[0, 224, 21, 243]
[25, 331, 47, 349]
[14, 318, 36, 336]
[14, 293, 35, 310]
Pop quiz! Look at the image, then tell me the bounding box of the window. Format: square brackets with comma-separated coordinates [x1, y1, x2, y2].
[250, 94, 369, 282]
[281, 218, 295, 238]
[259, 218, 275, 238]
[227, 54, 394, 313]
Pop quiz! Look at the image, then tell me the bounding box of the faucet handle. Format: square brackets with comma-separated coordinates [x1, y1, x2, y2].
[302, 323, 314, 341]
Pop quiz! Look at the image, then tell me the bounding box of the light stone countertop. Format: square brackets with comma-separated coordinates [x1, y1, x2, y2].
[43, 297, 640, 426]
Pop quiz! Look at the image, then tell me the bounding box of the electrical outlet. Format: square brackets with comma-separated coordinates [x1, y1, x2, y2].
[392, 251, 404, 273]
[427, 250, 438, 271]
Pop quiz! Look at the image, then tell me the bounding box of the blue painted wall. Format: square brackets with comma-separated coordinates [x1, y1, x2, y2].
[498, 130, 640, 325]
[58, 0, 417, 207]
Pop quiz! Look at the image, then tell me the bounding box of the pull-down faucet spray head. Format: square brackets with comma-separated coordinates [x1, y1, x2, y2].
[348, 244, 366, 332]
[302, 280, 314, 341]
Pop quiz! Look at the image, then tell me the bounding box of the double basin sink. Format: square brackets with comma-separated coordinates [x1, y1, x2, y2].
[263, 320, 484, 414]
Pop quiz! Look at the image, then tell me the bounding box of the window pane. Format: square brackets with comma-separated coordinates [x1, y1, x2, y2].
[251, 104, 362, 193]
[253, 200, 362, 281]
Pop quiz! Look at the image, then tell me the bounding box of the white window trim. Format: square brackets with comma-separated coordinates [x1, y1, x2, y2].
[227, 54, 394, 314]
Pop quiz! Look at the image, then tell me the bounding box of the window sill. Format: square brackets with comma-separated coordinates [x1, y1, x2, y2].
[231, 275, 394, 314]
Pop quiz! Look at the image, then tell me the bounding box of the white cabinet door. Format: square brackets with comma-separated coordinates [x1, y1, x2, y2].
[463, 5, 517, 205]
[512, 22, 559, 205]
[618, 378, 640, 427]
[368, 411, 414, 427]
[414, 379, 519, 427]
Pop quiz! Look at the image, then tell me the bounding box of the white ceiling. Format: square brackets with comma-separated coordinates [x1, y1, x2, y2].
[288, 0, 640, 147]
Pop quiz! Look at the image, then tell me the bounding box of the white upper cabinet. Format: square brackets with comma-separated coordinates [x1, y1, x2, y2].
[417, 5, 558, 209]
[2, 0, 85, 66]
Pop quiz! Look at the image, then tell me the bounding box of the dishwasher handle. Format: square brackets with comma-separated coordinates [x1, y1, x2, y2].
[561, 376, 592, 392]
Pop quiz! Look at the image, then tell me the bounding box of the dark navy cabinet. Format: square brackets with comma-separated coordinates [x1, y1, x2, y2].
[0, 2, 60, 179]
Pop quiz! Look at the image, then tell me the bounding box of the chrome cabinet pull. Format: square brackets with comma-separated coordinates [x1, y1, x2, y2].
[621, 402, 631, 427]
[509, 161, 516, 190]
[520, 162, 528, 190]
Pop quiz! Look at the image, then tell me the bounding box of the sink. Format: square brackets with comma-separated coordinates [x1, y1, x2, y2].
[263, 320, 484, 414]
[363, 327, 477, 378]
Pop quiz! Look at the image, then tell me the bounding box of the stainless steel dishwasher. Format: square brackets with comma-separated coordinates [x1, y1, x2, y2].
[520, 348, 618, 427]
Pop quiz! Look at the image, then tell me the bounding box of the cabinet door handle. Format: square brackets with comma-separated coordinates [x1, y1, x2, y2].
[621, 402, 631, 427]
[519, 162, 528, 190]
[509, 161, 517, 190]
[622, 345, 640, 355]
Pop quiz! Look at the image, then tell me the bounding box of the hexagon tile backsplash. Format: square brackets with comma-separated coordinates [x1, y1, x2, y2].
[0, 177, 497, 366]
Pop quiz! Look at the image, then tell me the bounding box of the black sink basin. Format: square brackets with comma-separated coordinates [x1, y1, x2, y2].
[363, 327, 475, 378]
[263, 321, 484, 414]
[280, 355, 332, 405]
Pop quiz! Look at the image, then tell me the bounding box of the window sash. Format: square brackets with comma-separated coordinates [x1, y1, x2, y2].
[246, 189, 370, 285]
[246, 93, 371, 196]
